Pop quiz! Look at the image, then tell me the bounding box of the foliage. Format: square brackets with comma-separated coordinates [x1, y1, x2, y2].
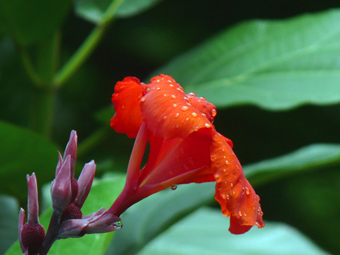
[1, 0, 340, 254]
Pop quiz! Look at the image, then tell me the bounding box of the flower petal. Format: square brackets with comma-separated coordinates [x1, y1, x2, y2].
[111, 77, 144, 138]
[141, 75, 214, 139]
[138, 128, 213, 189]
[211, 132, 264, 234]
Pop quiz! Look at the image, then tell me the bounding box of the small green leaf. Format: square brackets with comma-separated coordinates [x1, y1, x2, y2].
[0, 195, 19, 255]
[74, 0, 161, 24]
[137, 207, 330, 255]
[155, 9, 340, 110]
[244, 143, 340, 186]
[0, 121, 60, 200]
[4, 175, 125, 255]
[0, 0, 71, 45]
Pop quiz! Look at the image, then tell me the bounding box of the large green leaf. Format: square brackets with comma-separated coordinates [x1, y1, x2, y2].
[108, 182, 215, 255]
[5, 176, 125, 255]
[0, 121, 60, 200]
[75, 0, 161, 24]
[137, 207, 330, 255]
[155, 9, 340, 110]
[0, 0, 71, 45]
[0, 195, 19, 255]
[244, 143, 340, 186]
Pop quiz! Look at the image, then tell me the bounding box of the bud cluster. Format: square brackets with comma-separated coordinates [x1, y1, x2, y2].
[19, 131, 122, 255]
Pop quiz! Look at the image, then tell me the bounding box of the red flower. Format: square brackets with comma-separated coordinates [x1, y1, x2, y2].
[108, 75, 264, 234]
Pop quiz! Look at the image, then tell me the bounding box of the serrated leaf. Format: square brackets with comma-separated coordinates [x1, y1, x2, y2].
[0, 0, 71, 45]
[4, 176, 126, 255]
[75, 0, 161, 24]
[0, 121, 60, 200]
[244, 143, 340, 186]
[137, 207, 330, 255]
[155, 9, 340, 110]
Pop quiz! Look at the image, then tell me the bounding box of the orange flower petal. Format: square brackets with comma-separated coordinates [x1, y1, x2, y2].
[187, 93, 217, 123]
[138, 128, 213, 188]
[111, 77, 144, 138]
[140, 75, 214, 139]
[211, 132, 264, 234]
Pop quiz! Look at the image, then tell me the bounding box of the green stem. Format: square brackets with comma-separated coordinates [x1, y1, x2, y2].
[77, 126, 111, 157]
[29, 32, 60, 137]
[53, 0, 125, 88]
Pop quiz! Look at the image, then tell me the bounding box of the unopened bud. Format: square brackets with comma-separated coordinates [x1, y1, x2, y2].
[21, 223, 45, 254]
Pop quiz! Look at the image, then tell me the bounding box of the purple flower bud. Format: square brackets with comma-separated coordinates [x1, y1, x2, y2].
[58, 208, 121, 239]
[18, 208, 26, 253]
[27, 173, 39, 224]
[19, 174, 45, 254]
[63, 130, 78, 177]
[74, 160, 96, 209]
[51, 155, 72, 213]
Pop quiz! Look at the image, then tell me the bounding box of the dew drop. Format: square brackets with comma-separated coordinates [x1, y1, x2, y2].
[225, 160, 229, 165]
[156, 79, 160, 83]
[230, 183, 233, 187]
[173, 104, 178, 108]
[221, 194, 226, 199]
[163, 116, 167, 120]
[156, 87, 161, 90]
[115, 221, 123, 227]
[146, 88, 150, 92]
[226, 194, 230, 200]
[186, 117, 189, 121]
[183, 96, 189, 101]
[238, 211, 243, 217]
[175, 113, 180, 118]
[236, 165, 240, 169]
[181, 106, 189, 111]
[245, 187, 250, 195]
[201, 113, 206, 117]
[170, 184, 177, 190]
[140, 97, 146, 102]
[204, 123, 211, 128]
[163, 94, 167, 97]
[214, 174, 219, 179]
[191, 112, 197, 117]
[169, 84, 174, 87]
[243, 212, 247, 217]
[171, 95, 176, 99]
[194, 126, 199, 131]
[188, 92, 196, 97]
[223, 169, 227, 172]
[211, 108, 217, 117]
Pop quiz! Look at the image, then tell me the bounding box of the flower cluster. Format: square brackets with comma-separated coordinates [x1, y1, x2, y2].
[107, 74, 264, 234]
[19, 131, 121, 255]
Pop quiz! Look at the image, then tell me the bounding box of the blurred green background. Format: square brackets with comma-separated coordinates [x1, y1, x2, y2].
[1, 0, 340, 254]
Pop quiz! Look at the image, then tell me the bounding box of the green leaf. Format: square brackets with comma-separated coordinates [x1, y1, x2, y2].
[137, 207, 330, 255]
[0, 0, 71, 45]
[109, 183, 215, 255]
[75, 0, 161, 24]
[0, 121, 60, 200]
[244, 143, 340, 186]
[4, 175, 126, 255]
[0, 195, 19, 255]
[155, 9, 340, 110]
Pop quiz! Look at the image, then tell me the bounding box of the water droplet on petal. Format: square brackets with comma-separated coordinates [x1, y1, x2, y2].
[170, 184, 177, 190]
[211, 108, 217, 117]
[245, 187, 250, 195]
[173, 104, 178, 108]
[223, 169, 226, 172]
[204, 123, 211, 128]
[171, 95, 176, 99]
[194, 126, 199, 131]
[140, 97, 145, 102]
[226, 194, 230, 200]
[163, 116, 167, 120]
[191, 112, 197, 117]
[188, 92, 196, 97]
[169, 84, 174, 87]
[181, 106, 189, 111]
[230, 183, 233, 187]
[163, 94, 167, 97]
[156, 87, 161, 90]
[225, 160, 229, 165]
[238, 211, 243, 217]
[146, 88, 150, 92]
[175, 113, 180, 118]
[156, 79, 160, 83]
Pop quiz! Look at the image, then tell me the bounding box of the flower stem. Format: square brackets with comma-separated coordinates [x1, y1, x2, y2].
[53, 0, 125, 88]
[38, 211, 61, 255]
